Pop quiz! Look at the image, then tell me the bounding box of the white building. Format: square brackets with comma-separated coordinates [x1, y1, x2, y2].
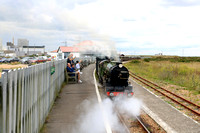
[17, 45, 45, 56]
[6, 42, 15, 51]
[0, 38, 4, 56]
[57, 46, 80, 59]
[18, 39, 29, 47]
[48, 50, 58, 59]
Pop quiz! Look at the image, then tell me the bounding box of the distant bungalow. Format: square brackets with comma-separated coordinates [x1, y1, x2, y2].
[50, 40, 117, 60]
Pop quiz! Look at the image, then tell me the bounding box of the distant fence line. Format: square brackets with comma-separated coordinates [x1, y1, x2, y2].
[0, 59, 67, 133]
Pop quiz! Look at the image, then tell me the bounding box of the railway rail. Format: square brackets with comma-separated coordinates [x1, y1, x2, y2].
[135, 116, 151, 133]
[115, 109, 151, 133]
[129, 71, 200, 117]
[115, 110, 130, 133]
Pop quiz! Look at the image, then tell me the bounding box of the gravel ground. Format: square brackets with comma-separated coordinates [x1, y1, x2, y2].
[121, 110, 166, 133]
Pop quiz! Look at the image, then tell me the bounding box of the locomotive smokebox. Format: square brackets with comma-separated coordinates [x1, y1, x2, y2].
[110, 63, 129, 86]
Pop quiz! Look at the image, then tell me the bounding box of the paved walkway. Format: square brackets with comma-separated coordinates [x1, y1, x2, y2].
[131, 79, 200, 133]
[42, 64, 102, 133]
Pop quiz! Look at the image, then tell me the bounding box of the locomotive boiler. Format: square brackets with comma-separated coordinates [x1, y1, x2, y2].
[96, 57, 133, 97]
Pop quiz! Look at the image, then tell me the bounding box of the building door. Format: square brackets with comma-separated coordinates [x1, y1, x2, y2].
[58, 53, 62, 59]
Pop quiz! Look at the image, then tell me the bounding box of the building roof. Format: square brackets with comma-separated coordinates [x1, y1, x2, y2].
[51, 50, 58, 53]
[23, 45, 45, 48]
[58, 46, 79, 52]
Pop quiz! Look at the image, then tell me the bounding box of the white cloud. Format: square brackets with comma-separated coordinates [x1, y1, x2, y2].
[0, 0, 200, 55]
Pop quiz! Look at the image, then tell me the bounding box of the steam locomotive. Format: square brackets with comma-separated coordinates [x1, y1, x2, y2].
[96, 57, 133, 97]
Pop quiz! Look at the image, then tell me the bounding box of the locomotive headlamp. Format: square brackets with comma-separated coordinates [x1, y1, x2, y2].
[110, 92, 114, 96]
[119, 64, 123, 68]
[128, 93, 132, 97]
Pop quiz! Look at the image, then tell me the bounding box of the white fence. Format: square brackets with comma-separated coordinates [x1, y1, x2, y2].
[0, 59, 67, 133]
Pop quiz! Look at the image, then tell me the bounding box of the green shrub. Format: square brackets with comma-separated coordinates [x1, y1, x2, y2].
[131, 60, 141, 63]
[143, 56, 200, 63]
[144, 58, 150, 62]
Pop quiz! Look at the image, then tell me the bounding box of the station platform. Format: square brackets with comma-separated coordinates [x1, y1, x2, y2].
[41, 64, 100, 133]
[42, 63, 200, 133]
[131, 79, 200, 133]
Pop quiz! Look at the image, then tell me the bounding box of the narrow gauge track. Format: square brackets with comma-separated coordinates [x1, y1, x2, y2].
[115, 109, 150, 133]
[96, 83, 150, 132]
[135, 116, 151, 133]
[114, 110, 130, 133]
[129, 72, 200, 117]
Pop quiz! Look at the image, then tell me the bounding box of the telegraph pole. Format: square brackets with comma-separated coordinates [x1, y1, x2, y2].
[61, 41, 67, 46]
[34, 43, 35, 55]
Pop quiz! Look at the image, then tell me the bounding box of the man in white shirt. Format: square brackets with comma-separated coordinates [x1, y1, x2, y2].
[76, 60, 82, 74]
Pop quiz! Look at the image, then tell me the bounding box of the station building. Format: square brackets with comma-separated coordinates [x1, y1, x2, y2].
[55, 40, 116, 59]
[56, 40, 95, 59]
[57, 46, 79, 60]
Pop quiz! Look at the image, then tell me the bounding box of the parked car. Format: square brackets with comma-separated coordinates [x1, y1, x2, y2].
[36, 57, 46, 63]
[20, 57, 33, 64]
[6, 57, 20, 63]
[42, 56, 47, 60]
[46, 58, 51, 61]
[28, 57, 38, 64]
[0, 58, 8, 63]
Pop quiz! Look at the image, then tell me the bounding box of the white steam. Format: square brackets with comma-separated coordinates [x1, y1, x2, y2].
[72, 96, 142, 133]
[114, 96, 141, 117]
[74, 39, 119, 60]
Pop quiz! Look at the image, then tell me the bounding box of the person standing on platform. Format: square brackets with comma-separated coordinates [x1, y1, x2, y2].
[76, 60, 82, 74]
[67, 54, 76, 65]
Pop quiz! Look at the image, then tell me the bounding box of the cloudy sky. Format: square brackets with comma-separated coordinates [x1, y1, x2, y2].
[0, 0, 200, 56]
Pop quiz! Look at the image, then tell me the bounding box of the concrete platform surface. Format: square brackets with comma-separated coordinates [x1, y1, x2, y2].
[41, 64, 107, 133]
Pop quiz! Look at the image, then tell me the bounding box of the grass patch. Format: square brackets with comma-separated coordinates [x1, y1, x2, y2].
[125, 60, 200, 95]
[142, 56, 200, 63]
[131, 60, 141, 63]
[10, 62, 21, 65]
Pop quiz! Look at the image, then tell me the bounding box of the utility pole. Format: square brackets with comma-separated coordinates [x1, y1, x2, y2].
[61, 41, 67, 46]
[34, 43, 35, 55]
[13, 37, 14, 45]
[78, 36, 82, 43]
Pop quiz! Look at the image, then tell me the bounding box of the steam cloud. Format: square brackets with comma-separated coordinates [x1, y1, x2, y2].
[72, 96, 142, 133]
[75, 39, 119, 60]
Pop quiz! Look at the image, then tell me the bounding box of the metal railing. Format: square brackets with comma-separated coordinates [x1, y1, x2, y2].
[0, 59, 67, 133]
